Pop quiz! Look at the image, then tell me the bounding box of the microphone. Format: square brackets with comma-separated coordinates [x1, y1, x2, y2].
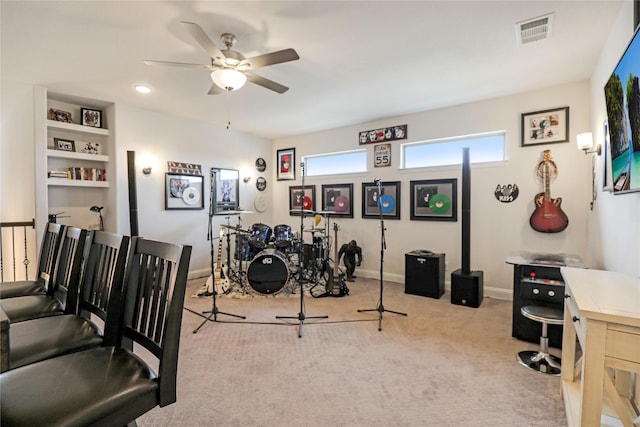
[373, 178, 381, 184]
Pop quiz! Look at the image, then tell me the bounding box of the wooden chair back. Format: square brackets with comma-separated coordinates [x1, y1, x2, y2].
[50, 226, 88, 313]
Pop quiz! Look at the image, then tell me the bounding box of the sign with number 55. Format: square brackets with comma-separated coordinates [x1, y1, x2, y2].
[374, 143, 391, 168]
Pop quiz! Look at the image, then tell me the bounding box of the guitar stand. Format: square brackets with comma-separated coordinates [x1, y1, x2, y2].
[193, 174, 246, 334]
[358, 181, 407, 331]
[276, 162, 327, 337]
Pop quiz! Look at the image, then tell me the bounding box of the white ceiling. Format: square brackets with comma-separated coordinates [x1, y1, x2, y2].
[1, 1, 622, 139]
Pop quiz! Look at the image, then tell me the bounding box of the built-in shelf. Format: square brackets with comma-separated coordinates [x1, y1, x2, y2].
[47, 119, 109, 136]
[47, 178, 109, 188]
[46, 149, 108, 162]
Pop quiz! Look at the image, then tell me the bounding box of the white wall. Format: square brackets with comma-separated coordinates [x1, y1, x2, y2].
[589, 1, 640, 277]
[273, 81, 593, 298]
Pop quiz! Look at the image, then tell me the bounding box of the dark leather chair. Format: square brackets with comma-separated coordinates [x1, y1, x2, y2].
[0, 237, 192, 426]
[0, 227, 87, 323]
[3, 231, 130, 371]
[0, 223, 64, 299]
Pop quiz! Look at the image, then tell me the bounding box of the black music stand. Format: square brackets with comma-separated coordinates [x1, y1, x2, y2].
[276, 162, 328, 337]
[193, 171, 246, 334]
[358, 180, 407, 331]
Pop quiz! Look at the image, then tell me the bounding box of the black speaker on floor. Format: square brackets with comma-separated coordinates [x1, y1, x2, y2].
[405, 251, 445, 299]
[451, 269, 484, 308]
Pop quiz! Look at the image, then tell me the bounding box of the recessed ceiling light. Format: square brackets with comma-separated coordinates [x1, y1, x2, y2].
[135, 84, 152, 94]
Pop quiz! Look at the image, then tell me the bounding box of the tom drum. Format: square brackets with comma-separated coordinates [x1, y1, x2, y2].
[248, 223, 272, 249]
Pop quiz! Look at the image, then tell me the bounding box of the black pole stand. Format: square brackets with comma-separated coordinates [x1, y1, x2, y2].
[358, 179, 407, 331]
[276, 162, 328, 337]
[193, 170, 245, 334]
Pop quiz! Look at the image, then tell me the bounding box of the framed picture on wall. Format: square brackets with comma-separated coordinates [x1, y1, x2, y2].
[165, 173, 204, 210]
[212, 167, 239, 214]
[361, 181, 400, 219]
[410, 179, 457, 221]
[289, 185, 315, 215]
[521, 106, 569, 147]
[277, 148, 295, 180]
[321, 183, 353, 218]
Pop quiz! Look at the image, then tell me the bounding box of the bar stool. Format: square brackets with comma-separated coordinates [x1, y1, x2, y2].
[516, 305, 563, 376]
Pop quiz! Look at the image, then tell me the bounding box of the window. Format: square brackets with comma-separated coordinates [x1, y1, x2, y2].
[304, 149, 367, 176]
[402, 131, 506, 168]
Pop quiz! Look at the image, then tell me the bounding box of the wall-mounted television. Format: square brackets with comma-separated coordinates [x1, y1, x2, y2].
[604, 25, 640, 194]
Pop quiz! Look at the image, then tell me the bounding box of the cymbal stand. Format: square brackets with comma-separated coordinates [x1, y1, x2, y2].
[277, 162, 328, 337]
[358, 179, 407, 331]
[193, 172, 246, 334]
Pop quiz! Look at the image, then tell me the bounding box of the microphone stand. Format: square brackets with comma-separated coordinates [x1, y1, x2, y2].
[358, 179, 407, 331]
[276, 162, 328, 337]
[194, 169, 246, 334]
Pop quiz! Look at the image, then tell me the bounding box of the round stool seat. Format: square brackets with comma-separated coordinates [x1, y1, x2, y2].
[521, 305, 563, 325]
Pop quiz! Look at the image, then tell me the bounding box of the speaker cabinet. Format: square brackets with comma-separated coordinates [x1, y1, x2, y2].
[405, 251, 445, 299]
[451, 269, 484, 307]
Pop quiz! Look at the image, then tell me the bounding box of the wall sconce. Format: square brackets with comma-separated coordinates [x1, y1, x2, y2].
[142, 166, 152, 175]
[576, 132, 601, 156]
[576, 132, 599, 210]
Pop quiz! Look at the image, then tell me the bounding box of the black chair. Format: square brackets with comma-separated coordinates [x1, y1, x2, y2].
[0, 238, 192, 426]
[0, 226, 87, 323]
[3, 231, 130, 371]
[0, 223, 64, 299]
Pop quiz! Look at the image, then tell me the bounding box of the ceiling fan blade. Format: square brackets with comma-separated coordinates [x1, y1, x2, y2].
[143, 59, 214, 70]
[245, 72, 289, 94]
[180, 21, 225, 60]
[240, 48, 299, 69]
[208, 83, 223, 95]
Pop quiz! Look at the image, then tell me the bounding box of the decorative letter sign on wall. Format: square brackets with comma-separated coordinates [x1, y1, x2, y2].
[374, 143, 391, 167]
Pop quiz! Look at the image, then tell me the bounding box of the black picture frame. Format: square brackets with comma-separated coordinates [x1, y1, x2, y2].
[321, 183, 354, 218]
[289, 185, 315, 215]
[54, 137, 75, 152]
[410, 179, 458, 221]
[277, 148, 295, 180]
[361, 181, 400, 219]
[212, 168, 239, 214]
[80, 107, 102, 128]
[521, 106, 569, 147]
[165, 173, 204, 210]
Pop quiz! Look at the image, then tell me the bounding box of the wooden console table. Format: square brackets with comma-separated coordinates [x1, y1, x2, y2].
[560, 267, 640, 427]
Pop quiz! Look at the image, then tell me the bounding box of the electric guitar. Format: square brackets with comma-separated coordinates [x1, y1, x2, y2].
[529, 150, 569, 233]
[205, 228, 230, 295]
[326, 222, 348, 297]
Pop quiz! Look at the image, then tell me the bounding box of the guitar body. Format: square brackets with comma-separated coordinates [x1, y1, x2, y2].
[529, 192, 569, 233]
[205, 270, 230, 295]
[529, 150, 569, 233]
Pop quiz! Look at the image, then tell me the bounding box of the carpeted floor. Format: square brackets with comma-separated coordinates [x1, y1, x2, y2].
[137, 276, 567, 426]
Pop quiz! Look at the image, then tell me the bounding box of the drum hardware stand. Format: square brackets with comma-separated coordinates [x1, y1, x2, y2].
[358, 178, 407, 331]
[193, 172, 246, 334]
[276, 162, 328, 337]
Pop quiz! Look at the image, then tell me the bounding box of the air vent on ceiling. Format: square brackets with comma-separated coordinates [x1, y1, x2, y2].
[516, 13, 554, 45]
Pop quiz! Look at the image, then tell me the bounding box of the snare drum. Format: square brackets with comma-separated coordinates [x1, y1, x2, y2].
[248, 223, 272, 249]
[247, 249, 290, 295]
[273, 224, 294, 251]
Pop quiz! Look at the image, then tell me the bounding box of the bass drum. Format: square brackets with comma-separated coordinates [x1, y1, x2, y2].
[247, 249, 289, 295]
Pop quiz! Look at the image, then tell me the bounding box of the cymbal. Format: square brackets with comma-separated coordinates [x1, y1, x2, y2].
[221, 224, 250, 233]
[304, 228, 325, 233]
[290, 209, 316, 216]
[316, 210, 337, 215]
[222, 210, 254, 215]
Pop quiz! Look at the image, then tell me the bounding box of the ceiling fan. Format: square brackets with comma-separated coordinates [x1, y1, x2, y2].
[144, 21, 299, 94]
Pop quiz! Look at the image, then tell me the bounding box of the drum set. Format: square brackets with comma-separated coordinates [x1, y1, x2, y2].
[220, 211, 337, 296]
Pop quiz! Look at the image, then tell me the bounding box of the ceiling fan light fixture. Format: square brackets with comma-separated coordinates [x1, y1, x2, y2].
[211, 68, 247, 91]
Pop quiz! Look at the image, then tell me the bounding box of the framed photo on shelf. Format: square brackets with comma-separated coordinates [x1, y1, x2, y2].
[361, 181, 400, 219]
[289, 185, 315, 215]
[81, 107, 102, 128]
[410, 179, 457, 221]
[212, 167, 240, 214]
[277, 148, 295, 180]
[521, 106, 569, 147]
[321, 183, 353, 218]
[165, 173, 204, 210]
[54, 137, 75, 152]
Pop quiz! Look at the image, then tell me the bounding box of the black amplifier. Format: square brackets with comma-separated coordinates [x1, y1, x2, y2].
[405, 251, 445, 299]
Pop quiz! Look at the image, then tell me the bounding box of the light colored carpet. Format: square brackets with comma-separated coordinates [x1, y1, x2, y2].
[138, 276, 567, 426]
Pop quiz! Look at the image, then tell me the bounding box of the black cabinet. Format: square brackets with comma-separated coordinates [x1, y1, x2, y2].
[405, 251, 445, 299]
